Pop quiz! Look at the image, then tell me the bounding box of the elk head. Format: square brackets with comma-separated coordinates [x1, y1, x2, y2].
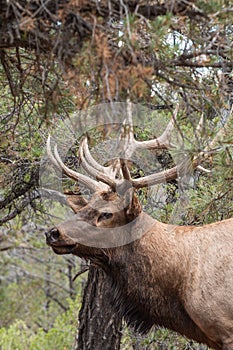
[45, 188, 143, 258]
[45, 104, 203, 258]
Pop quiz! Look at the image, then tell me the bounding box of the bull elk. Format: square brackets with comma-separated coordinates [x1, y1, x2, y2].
[45, 106, 233, 350]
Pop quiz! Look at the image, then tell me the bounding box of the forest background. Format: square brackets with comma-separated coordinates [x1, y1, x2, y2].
[0, 1, 233, 349]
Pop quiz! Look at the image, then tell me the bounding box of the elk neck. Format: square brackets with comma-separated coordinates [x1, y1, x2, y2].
[101, 212, 189, 332]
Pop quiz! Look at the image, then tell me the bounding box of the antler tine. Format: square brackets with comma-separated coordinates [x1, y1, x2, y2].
[53, 145, 107, 191]
[118, 104, 178, 156]
[119, 121, 136, 159]
[79, 138, 117, 191]
[46, 135, 61, 169]
[107, 158, 123, 179]
[130, 160, 192, 189]
[126, 101, 135, 143]
[47, 135, 105, 192]
[83, 136, 121, 179]
[135, 104, 179, 150]
[82, 137, 111, 175]
[114, 111, 135, 183]
[196, 165, 211, 173]
[120, 158, 131, 181]
[115, 105, 137, 167]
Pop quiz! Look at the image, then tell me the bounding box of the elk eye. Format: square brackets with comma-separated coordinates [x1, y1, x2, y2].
[98, 212, 113, 222]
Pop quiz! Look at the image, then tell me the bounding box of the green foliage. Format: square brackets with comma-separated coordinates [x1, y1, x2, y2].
[197, 0, 223, 13]
[121, 327, 208, 350]
[184, 115, 233, 224]
[0, 297, 78, 350]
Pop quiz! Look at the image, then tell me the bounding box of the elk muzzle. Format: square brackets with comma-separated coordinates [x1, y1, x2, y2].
[45, 227, 77, 254]
[45, 227, 61, 245]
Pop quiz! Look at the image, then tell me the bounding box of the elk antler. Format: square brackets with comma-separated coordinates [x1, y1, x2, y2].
[47, 104, 219, 192]
[117, 103, 226, 188]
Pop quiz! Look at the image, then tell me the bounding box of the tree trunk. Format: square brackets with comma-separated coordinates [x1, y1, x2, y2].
[73, 266, 122, 350]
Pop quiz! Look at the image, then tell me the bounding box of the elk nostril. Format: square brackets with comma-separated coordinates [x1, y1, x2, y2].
[46, 228, 60, 243]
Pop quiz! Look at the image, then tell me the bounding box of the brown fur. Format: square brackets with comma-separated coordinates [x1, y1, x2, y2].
[45, 190, 233, 350]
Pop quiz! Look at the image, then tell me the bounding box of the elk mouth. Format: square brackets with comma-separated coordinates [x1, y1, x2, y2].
[50, 243, 77, 255]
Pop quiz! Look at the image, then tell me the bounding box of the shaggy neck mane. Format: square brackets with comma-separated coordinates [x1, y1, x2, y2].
[91, 239, 155, 333]
[109, 272, 154, 333]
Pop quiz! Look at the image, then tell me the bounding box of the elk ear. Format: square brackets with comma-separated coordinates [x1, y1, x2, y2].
[66, 195, 88, 213]
[123, 188, 142, 221]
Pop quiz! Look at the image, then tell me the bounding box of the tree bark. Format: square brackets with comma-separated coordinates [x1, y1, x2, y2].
[73, 266, 122, 350]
